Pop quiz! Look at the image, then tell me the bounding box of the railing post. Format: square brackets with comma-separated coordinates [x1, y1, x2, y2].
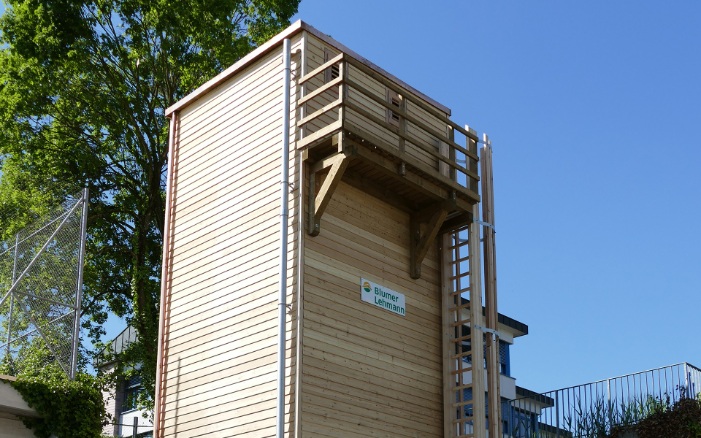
[339, 58, 346, 133]
[555, 391, 560, 438]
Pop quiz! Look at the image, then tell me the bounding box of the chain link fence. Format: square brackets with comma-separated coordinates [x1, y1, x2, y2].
[0, 189, 88, 378]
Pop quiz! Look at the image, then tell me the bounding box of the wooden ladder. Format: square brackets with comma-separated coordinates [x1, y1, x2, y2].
[442, 214, 486, 438]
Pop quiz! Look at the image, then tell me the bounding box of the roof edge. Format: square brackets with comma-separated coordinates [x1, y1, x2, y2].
[301, 24, 451, 115]
[166, 20, 305, 116]
[515, 385, 555, 406]
[166, 20, 452, 116]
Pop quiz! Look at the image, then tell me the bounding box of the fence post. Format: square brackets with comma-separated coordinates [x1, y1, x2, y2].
[133, 416, 138, 438]
[555, 391, 560, 438]
[6, 234, 19, 359]
[70, 188, 89, 380]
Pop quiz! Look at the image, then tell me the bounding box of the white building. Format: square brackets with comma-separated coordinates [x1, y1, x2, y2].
[98, 326, 153, 438]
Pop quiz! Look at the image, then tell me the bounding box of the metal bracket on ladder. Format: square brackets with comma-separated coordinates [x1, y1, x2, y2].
[473, 324, 504, 340]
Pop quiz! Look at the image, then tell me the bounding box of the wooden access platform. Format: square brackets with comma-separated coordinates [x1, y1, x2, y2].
[298, 50, 480, 279]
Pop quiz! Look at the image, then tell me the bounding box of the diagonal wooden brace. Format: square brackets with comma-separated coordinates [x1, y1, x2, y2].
[308, 151, 352, 236]
[410, 198, 454, 279]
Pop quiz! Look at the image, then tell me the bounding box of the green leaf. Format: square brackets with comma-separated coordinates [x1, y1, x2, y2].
[0, 0, 300, 415]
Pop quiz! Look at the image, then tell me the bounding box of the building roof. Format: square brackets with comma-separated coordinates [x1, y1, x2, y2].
[460, 298, 529, 337]
[165, 20, 452, 117]
[0, 376, 39, 417]
[516, 385, 555, 407]
[497, 312, 529, 336]
[96, 325, 137, 367]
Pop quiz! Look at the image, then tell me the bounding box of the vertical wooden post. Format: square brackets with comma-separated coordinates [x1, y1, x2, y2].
[481, 135, 501, 437]
[338, 58, 347, 134]
[466, 125, 479, 195]
[442, 234, 457, 438]
[469, 203, 486, 438]
[399, 94, 407, 154]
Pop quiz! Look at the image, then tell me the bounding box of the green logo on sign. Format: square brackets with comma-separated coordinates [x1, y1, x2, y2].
[362, 281, 371, 293]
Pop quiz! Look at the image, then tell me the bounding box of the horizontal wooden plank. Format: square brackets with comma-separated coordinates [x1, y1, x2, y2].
[299, 52, 344, 85]
[303, 334, 440, 387]
[303, 384, 441, 435]
[168, 284, 277, 340]
[303, 277, 440, 350]
[304, 322, 440, 375]
[303, 373, 441, 421]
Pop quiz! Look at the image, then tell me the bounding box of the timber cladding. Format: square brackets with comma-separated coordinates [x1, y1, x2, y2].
[158, 22, 460, 438]
[302, 180, 443, 437]
[160, 33, 303, 437]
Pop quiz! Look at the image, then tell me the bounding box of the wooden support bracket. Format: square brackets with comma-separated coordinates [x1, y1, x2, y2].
[307, 134, 354, 236]
[410, 196, 455, 279]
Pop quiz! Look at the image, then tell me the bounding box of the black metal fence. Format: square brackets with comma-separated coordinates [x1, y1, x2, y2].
[505, 362, 701, 438]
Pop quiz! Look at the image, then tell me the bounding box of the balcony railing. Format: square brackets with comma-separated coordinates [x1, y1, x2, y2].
[297, 52, 480, 206]
[504, 362, 701, 438]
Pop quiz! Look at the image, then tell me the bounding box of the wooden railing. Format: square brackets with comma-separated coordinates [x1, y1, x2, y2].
[297, 52, 480, 201]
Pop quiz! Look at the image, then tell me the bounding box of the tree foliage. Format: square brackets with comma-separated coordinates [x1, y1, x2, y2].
[1, 340, 107, 438]
[616, 395, 701, 438]
[0, 0, 300, 407]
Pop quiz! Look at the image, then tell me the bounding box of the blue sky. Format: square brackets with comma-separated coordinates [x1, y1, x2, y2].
[3, 1, 694, 392]
[293, 1, 701, 392]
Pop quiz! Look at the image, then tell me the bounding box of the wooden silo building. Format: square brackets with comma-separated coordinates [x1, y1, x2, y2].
[154, 21, 502, 438]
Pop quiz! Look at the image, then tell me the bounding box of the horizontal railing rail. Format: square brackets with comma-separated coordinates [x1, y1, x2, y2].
[504, 362, 701, 438]
[297, 53, 479, 197]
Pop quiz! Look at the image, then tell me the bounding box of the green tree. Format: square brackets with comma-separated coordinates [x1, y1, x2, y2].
[1, 340, 107, 438]
[0, 0, 300, 408]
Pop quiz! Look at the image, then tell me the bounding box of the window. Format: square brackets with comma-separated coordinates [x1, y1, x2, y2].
[122, 375, 143, 413]
[386, 89, 402, 127]
[324, 50, 340, 82]
[499, 341, 511, 376]
[323, 47, 339, 99]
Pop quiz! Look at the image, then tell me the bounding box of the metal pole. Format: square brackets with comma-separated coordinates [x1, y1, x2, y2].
[293, 31, 308, 438]
[6, 234, 19, 359]
[133, 416, 138, 438]
[276, 38, 291, 438]
[70, 188, 89, 379]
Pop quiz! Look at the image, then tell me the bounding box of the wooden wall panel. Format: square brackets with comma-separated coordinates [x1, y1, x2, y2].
[161, 27, 456, 437]
[161, 32, 303, 437]
[301, 181, 443, 437]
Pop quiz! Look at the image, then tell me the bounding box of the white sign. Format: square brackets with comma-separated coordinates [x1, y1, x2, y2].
[360, 278, 406, 316]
